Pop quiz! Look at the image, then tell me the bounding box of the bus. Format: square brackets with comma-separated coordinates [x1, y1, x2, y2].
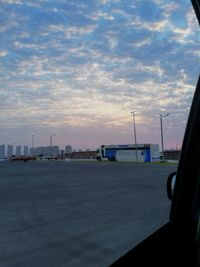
[96, 144, 160, 162]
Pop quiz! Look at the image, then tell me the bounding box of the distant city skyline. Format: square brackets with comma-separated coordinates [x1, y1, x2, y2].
[0, 1, 199, 150]
[0, 140, 181, 158]
[0, 143, 74, 157]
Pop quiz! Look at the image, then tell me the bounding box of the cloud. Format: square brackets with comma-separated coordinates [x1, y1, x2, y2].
[0, 0, 199, 149]
[0, 50, 8, 56]
[1, 0, 23, 4]
[48, 24, 98, 39]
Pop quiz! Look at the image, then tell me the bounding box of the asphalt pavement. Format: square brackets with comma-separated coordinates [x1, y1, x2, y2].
[0, 160, 177, 267]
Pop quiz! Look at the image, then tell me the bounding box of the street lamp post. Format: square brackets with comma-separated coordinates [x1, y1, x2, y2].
[160, 113, 170, 161]
[131, 110, 138, 162]
[32, 134, 34, 156]
[50, 134, 56, 156]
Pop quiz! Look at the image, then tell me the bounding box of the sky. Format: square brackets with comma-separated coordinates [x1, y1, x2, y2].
[0, 0, 199, 151]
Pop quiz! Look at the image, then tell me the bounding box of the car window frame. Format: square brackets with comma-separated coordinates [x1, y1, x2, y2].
[170, 75, 200, 237]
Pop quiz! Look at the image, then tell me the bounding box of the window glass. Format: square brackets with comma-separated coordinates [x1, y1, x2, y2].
[0, 1, 199, 266]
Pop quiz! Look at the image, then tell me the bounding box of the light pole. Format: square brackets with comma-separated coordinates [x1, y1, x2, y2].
[50, 134, 56, 156]
[160, 113, 170, 160]
[131, 110, 138, 162]
[32, 134, 34, 156]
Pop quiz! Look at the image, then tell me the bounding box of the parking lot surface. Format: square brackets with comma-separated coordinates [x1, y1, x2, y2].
[0, 161, 177, 266]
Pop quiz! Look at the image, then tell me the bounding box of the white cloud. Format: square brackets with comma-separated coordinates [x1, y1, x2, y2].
[161, 2, 180, 18]
[88, 10, 114, 21]
[0, 21, 18, 33]
[0, 0, 198, 148]
[185, 49, 200, 57]
[14, 41, 46, 50]
[99, 0, 121, 4]
[47, 24, 97, 39]
[1, 0, 23, 4]
[18, 32, 31, 38]
[132, 37, 152, 48]
[0, 51, 8, 57]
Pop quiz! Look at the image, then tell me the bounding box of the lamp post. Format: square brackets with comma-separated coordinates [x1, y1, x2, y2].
[131, 110, 138, 162]
[50, 134, 56, 156]
[160, 113, 170, 160]
[32, 134, 34, 156]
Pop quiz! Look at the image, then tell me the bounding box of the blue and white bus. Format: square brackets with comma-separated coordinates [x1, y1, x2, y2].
[96, 144, 160, 162]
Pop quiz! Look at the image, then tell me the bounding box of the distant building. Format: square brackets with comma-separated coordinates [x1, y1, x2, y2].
[16, 145, 21, 156]
[51, 146, 60, 156]
[31, 146, 60, 157]
[60, 149, 64, 158]
[23, 145, 29, 156]
[65, 145, 72, 153]
[29, 147, 35, 156]
[163, 150, 181, 160]
[70, 151, 97, 159]
[35, 146, 45, 156]
[0, 144, 5, 158]
[7, 145, 13, 157]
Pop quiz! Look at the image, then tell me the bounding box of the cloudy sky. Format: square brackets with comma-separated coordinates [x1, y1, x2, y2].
[0, 0, 199, 151]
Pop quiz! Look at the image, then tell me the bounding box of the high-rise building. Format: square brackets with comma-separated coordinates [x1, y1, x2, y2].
[46, 146, 60, 156]
[35, 146, 45, 156]
[7, 145, 13, 157]
[0, 144, 5, 158]
[30, 146, 60, 157]
[23, 145, 29, 156]
[16, 145, 21, 156]
[65, 145, 72, 153]
[34, 146, 50, 156]
[29, 147, 34, 156]
[51, 146, 60, 156]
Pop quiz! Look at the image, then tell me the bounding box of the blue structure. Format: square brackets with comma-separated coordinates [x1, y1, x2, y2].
[96, 144, 160, 162]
